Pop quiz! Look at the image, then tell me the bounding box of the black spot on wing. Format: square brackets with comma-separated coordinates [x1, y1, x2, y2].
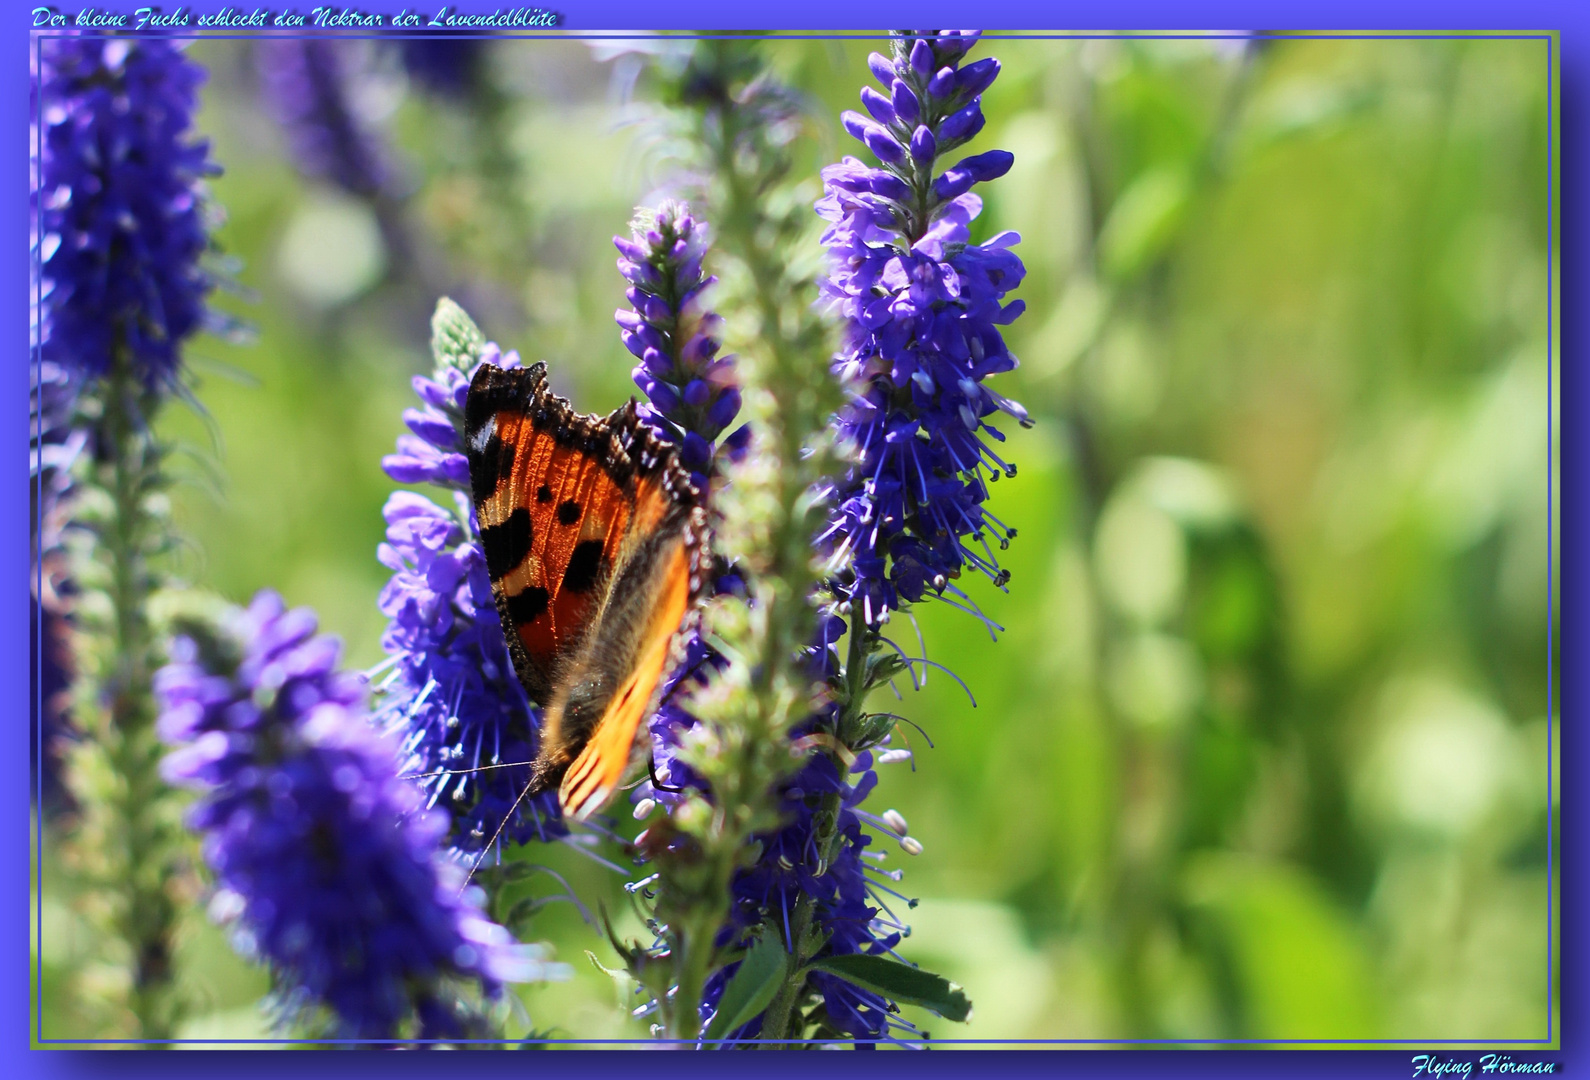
[469, 431, 512, 506]
[557, 499, 582, 526]
[537, 484, 554, 503]
[562, 540, 605, 593]
[479, 506, 532, 575]
[506, 585, 549, 624]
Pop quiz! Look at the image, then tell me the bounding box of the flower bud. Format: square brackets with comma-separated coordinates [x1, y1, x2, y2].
[706, 386, 742, 429]
[840, 110, 871, 143]
[867, 51, 895, 85]
[868, 171, 911, 201]
[859, 85, 895, 125]
[955, 57, 1001, 98]
[682, 378, 711, 407]
[933, 167, 975, 201]
[940, 103, 984, 141]
[890, 79, 920, 124]
[961, 148, 1014, 182]
[863, 127, 906, 165]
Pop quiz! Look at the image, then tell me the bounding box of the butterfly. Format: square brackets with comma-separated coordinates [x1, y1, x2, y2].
[463, 361, 709, 822]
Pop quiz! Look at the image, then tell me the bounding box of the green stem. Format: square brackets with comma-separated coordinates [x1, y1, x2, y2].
[756, 609, 872, 1044]
[80, 358, 180, 1042]
[652, 40, 840, 1044]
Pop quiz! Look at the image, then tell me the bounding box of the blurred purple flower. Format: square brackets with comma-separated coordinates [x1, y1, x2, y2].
[815, 29, 1029, 629]
[31, 35, 218, 387]
[397, 39, 487, 97]
[258, 39, 391, 198]
[155, 591, 559, 1039]
[30, 594, 73, 814]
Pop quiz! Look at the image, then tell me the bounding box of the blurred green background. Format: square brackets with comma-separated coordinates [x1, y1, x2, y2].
[39, 33, 1557, 1044]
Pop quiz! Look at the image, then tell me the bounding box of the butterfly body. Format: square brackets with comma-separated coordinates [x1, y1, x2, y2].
[464, 361, 708, 820]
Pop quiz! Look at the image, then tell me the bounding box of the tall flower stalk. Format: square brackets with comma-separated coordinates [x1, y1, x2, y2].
[154, 592, 563, 1041]
[760, 28, 1027, 1042]
[604, 40, 844, 1044]
[618, 31, 1025, 1046]
[33, 34, 221, 1040]
[258, 39, 392, 201]
[816, 30, 1028, 628]
[373, 302, 569, 878]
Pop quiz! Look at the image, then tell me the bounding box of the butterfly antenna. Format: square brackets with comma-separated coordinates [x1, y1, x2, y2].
[460, 779, 540, 897]
[400, 759, 535, 782]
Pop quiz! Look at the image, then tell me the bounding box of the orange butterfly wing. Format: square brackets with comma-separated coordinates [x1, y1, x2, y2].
[464, 362, 707, 819]
[557, 539, 694, 819]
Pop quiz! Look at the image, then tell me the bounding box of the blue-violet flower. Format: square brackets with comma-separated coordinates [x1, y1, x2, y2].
[815, 29, 1029, 629]
[258, 39, 391, 199]
[155, 591, 558, 1039]
[610, 204, 746, 808]
[32, 35, 218, 388]
[375, 343, 566, 853]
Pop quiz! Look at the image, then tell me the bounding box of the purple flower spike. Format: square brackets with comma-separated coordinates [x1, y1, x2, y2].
[156, 591, 563, 1038]
[258, 40, 391, 198]
[814, 29, 1028, 628]
[32, 36, 219, 388]
[696, 750, 909, 1045]
[611, 202, 741, 451]
[375, 340, 566, 855]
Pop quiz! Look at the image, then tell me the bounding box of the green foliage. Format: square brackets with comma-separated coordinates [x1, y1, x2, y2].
[702, 928, 790, 1042]
[808, 954, 973, 1023]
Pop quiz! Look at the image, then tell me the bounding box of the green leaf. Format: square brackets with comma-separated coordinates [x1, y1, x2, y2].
[702, 927, 790, 1043]
[430, 297, 486, 375]
[585, 949, 628, 982]
[808, 953, 972, 1022]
